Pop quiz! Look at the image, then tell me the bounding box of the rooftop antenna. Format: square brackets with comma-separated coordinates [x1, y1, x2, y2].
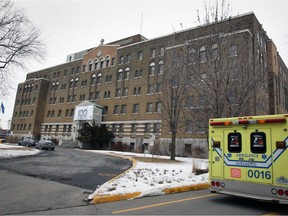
[172, 25, 176, 33]
[140, 13, 143, 34]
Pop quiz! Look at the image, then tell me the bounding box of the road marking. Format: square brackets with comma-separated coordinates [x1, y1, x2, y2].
[112, 193, 218, 214]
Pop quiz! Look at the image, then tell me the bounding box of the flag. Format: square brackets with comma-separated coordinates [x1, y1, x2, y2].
[1, 102, 4, 114]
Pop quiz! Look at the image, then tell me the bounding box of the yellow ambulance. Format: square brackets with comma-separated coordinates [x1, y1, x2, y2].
[209, 114, 288, 204]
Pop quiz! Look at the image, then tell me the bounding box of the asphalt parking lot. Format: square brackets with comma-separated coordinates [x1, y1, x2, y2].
[0, 147, 132, 190]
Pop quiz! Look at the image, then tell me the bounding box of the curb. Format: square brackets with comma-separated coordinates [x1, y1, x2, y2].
[92, 182, 209, 204]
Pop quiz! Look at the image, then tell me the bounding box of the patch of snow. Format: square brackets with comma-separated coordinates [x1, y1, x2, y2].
[0, 143, 40, 158]
[86, 150, 209, 200]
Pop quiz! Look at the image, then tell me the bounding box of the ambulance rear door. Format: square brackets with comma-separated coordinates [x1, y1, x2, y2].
[210, 135, 223, 179]
[223, 128, 273, 184]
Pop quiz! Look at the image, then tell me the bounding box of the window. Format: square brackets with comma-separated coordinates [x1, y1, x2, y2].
[250, 132, 266, 153]
[131, 124, 137, 133]
[123, 88, 128, 97]
[135, 69, 143, 78]
[82, 65, 86, 72]
[105, 75, 112, 83]
[100, 58, 104, 68]
[229, 44, 238, 57]
[156, 82, 163, 93]
[138, 51, 143, 60]
[117, 69, 123, 81]
[133, 103, 139, 113]
[103, 106, 108, 115]
[151, 48, 156, 58]
[105, 56, 110, 67]
[146, 103, 153, 113]
[149, 62, 155, 75]
[89, 61, 93, 71]
[124, 67, 130, 79]
[228, 133, 242, 153]
[119, 56, 124, 64]
[74, 77, 79, 88]
[104, 91, 110, 99]
[115, 88, 121, 97]
[147, 84, 154, 94]
[58, 110, 62, 117]
[113, 105, 119, 114]
[154, 123, 161, 133]
[96, 73, 102, 84]
[112, 124, 117, 133]
[144, 123, 150, 133]
[94, 60, 99, 70]
[111, 58, 116, 66]
[118, 124, 124, 133]
[158, 61, 164, 74]
[159, 46, 165, 56]
[133, 87, 141, 95]
[155, 102, 162, 113]
[120, 105, 126, 114]
[199, 46, 207, 62]
[95, 91, 100, 100]
[126, 54, 131, 63]
[70, 109, 74, 117]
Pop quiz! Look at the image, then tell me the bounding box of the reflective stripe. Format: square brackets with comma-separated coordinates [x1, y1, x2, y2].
[212, 136, 288, 169]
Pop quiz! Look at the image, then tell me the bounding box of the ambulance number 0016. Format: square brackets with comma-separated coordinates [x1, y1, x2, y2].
[248, 170, 271, 180]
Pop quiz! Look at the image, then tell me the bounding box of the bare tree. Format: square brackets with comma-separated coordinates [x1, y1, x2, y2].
[0, 0, 45, 96]
[156, 0, 268, 159]
[155, 37, 190, 160]
[186, 0, 267, 121]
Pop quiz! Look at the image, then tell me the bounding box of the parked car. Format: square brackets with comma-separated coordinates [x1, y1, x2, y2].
[18, 137, 36, 147]
[36, 139, 55, 151]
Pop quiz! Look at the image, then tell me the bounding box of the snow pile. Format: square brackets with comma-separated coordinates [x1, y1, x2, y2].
[0, 143, 40, 158]
[87, 151, 208, 200]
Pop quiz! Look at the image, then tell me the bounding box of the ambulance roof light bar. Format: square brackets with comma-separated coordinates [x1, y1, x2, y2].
[210, 117, 286, 126]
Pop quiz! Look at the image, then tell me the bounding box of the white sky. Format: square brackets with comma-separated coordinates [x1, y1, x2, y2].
[1, 0, 288, 129]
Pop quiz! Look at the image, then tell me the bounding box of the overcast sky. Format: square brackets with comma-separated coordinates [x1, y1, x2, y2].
[2, 0, 288, 129]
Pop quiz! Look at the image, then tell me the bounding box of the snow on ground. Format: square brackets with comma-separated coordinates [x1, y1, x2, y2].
[86, 150, 209, 200]
[0, 143, 40, 158]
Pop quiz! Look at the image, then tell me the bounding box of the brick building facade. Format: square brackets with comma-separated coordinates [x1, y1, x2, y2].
[9, 12, 288, 156]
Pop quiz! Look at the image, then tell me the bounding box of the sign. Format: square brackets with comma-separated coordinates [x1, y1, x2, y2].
[74, 105, 94, 121]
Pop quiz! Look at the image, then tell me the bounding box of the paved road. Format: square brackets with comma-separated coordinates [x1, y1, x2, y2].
[0, 147, 132, 190]
[0, 147, 132, 215]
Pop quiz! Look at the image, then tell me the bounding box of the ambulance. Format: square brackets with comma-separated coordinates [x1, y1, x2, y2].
[209, 114, 288, 204]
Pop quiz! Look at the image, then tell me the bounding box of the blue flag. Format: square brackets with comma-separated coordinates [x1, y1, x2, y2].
[1, 102, 4, 114]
